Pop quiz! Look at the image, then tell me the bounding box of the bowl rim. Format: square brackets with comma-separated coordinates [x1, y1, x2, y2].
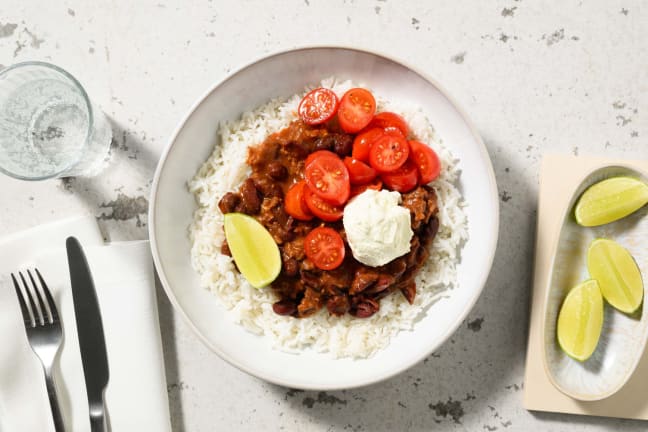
[149, 45, 500, 390]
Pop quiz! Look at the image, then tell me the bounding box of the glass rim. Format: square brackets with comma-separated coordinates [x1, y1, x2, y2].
[0, 61, 95, 180]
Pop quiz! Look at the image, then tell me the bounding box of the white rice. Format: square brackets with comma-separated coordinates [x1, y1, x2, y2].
[188, 77, 468, 358]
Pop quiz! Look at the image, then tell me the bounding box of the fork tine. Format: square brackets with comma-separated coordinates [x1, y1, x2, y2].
[28, 270, 51, 325]
[11, 273, 33, 327]
[35, 268, 58, 323]
[19, 271, 44, 326]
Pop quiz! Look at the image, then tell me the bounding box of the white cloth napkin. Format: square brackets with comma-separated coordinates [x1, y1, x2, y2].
[0, 216, 171, 432]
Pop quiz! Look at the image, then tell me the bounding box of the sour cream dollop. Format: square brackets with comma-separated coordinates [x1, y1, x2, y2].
[343, 189, 413, 267]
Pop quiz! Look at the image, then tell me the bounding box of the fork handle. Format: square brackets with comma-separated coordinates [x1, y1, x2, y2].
[44, 368, 65, 432]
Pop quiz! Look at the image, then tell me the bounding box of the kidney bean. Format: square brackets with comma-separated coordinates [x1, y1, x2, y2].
[239, 178, 261, 214]
[267, 162, 288, 180]
[351, 297, 380, 318]
[218, 192, 240, 214]
[400, 281, 416, 304]
[332, 134, 353, 157]
[273, 300, 298, 316]
[326, 295, 350, 316]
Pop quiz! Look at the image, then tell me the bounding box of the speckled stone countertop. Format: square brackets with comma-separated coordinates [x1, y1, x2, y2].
[1, 1, 647, 431]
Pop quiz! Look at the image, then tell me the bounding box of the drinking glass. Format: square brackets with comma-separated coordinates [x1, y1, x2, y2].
[0, 62, 112, 180]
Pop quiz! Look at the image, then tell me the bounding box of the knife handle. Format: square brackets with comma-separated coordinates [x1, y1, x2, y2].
[44, 368, 65, 432]
[90, 416, 105, 432]
[89, 399, 107, 432]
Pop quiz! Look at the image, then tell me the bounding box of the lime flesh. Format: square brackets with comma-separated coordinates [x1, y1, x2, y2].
[557, 279, 604, 362]
[587, 238, 643, 313]
[574, 176, 648, 227]
[223, 213, 281, 288]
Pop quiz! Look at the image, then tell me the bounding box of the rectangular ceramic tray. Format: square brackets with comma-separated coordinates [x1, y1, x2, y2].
[524, 153, 648, 419]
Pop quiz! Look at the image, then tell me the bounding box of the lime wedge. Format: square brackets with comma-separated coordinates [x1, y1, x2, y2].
[223, 213, 281, 288]
[587, 238, 643, 313]
[574, 176, 648, 227]
[557, 279, 604, 362]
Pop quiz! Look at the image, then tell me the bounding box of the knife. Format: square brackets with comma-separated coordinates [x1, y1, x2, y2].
[66, 237, 109, 432]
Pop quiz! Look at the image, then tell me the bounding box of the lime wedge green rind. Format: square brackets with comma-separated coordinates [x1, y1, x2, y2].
[557, 279, 604, 362]
[574, 176, 648, 227]
[587, 238, 644, 314]
[223, 213, 281, 289]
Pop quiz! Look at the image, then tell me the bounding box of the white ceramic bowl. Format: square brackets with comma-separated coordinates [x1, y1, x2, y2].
[150, 47, 499, 390]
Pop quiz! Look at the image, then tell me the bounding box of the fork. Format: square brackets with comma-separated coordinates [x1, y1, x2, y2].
[11, 269, 65, 432]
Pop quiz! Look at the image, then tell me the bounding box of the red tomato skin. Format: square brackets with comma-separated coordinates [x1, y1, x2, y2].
[368, 135, 410, 173]
[337, 88, 376, 133]
[303, 187, 344, 222]
[408, 140, 441, 184]
[381, 159, 419, 193]
[284, 181, 314, 221]
[304, 227, 345, 270]
[304, 152, 350, 206]
[352, 128, 384, 162]
[369, 112, 409, 137]
[350, 179, 383, 198]
[305, 150, 338, 169]
[382, 125, 405, 138]
[298, 88, 339, 125]
[343, 157, 377, 185]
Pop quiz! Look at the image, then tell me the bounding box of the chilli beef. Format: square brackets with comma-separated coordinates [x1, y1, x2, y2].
[218, 118, 439, 319]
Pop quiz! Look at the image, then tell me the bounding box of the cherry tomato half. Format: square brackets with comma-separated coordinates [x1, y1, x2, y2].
[369, 112, 409, 137]
[304, 187, 344, 222]
[409, 140, 441, 184]
[305, 150, 338, 169]
[350, 178, 383, 198]
[343, 157, 377, 185]
[369, 134, 410, 173]
[382, 125, 405, 138]
[304, 151, 350, 205]
[352, 128, 384, 162]
[298, 88, 339, 125]
[304, 227, 345, 271]
[284, 181, 313, 221]
[381, 159, 418, 193]
[337, 88, 376, 133]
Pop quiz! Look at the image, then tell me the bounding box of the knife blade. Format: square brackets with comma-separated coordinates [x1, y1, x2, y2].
[66, 236, 109, 432]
